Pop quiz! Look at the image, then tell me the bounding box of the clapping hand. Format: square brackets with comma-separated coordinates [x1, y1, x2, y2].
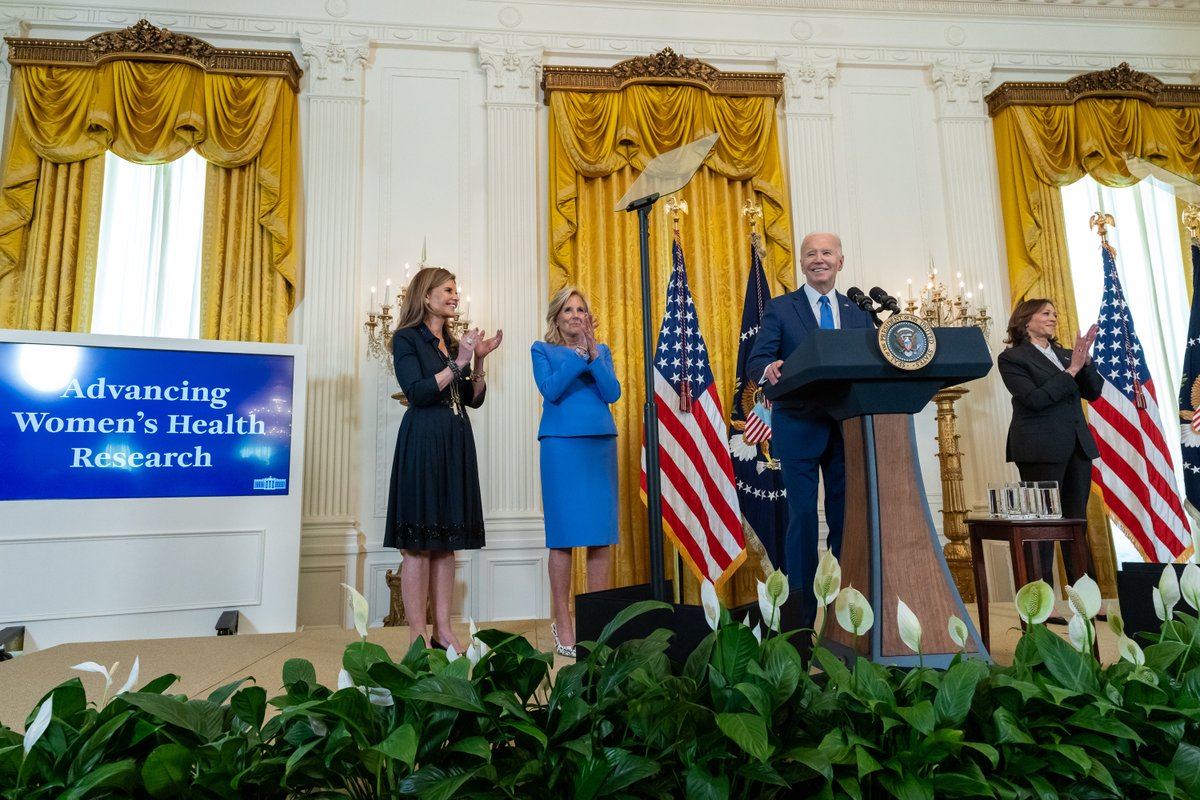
[1068, 323, 1099, 374]
[471, 328, 504, 358]
[582, 314, 600, 360]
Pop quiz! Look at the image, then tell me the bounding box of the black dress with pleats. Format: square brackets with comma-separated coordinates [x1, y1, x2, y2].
[384, 325, 485, 552]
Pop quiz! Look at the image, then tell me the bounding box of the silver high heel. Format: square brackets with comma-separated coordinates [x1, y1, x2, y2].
[550, 621, 577, 658]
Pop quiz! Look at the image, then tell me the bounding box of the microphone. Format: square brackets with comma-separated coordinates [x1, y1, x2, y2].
[846, 286, 874, 311]
[869, 286, 902, 314]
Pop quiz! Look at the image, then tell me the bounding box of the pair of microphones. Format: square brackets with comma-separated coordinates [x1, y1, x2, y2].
[847, 286, 901, 325]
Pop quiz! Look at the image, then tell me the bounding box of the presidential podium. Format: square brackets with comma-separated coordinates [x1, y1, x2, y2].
[766, 326, 992, 666]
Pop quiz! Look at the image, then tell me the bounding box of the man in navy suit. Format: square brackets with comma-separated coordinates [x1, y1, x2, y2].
[747, 232, 874, 626]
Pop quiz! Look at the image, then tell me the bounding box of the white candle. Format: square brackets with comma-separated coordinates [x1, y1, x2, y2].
[385, 278, 392, 306]
[907, 278, 913, 300]
[464, 295, 472, 320]
[404, 262, 411, 283]
[978, 282, 985, 306]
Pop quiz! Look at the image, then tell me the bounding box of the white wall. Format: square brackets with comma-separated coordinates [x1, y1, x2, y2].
[2, 1, 1198, 636]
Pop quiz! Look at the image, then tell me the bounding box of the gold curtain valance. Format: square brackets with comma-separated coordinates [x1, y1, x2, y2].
[548, 88, 781, 180]
[986, 64, 1200, 311]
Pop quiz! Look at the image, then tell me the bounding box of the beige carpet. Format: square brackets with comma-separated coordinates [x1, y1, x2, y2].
[0, 606, 1122, 732]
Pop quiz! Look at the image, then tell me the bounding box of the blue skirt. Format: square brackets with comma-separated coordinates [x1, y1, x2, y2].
[540, 435, 619, 549]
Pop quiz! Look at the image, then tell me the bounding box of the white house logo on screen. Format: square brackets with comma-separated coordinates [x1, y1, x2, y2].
[253, 476, 287, 491]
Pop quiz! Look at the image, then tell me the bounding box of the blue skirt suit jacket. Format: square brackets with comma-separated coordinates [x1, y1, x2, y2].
[532, 341, 621, 548]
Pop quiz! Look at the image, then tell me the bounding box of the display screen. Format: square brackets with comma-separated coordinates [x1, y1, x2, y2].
[0, 341, 296, 500]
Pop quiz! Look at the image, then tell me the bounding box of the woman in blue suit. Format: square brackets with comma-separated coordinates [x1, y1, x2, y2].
[532, 286, 621, 657]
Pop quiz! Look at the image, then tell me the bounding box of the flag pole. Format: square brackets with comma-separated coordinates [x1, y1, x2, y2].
[627, 193, 668, 601]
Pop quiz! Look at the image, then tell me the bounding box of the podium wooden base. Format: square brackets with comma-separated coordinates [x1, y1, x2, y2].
[826, 414, 988, 666]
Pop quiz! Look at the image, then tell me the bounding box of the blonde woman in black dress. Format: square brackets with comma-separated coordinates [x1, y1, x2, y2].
[385, 266, 502, 652]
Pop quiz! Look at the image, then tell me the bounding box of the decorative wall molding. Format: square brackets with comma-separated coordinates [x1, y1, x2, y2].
[542, 47, 783, 103]
[778, 57, 839, 115]
[299, 31, 369, 95]
[501, 0, 1200, 23]
[986, 62, 1200, 115]
[5, 18, 302, 89]
[6, 7, 1200, 86]
[931, 60, 992, 118]
[478, 44, 542, 105]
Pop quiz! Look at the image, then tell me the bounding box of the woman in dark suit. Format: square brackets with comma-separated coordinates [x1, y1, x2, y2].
[532, 286, 621, 658]
[997, 298, 1102, 583]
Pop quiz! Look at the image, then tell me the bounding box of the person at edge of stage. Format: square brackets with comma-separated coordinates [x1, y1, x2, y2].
[746, 232, 874, 629]
[384, 266, 503, 653]
[997, 298, 1101, 607]
[532, 286, 621, 659]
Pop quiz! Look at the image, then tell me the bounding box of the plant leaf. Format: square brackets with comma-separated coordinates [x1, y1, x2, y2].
[119, 694, 225, 740]
[716, 712, 772, 762]
[140, 743, 194, 797]
[934, 659, 985, 728]
[595, 599, 673, 647]
[1171, 742, 1200, 796]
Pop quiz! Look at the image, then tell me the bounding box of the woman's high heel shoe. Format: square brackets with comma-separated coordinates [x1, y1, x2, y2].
[550, 621, 577, 658]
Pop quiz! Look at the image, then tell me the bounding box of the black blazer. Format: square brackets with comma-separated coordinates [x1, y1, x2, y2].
[997, 341, 1104, 465]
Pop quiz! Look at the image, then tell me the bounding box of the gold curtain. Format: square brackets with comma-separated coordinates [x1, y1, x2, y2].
[992, 98, 1200, 329]
[990, 79, 1200, 584]
[0, 59, 300, 341]
[548, 84, 794, 600]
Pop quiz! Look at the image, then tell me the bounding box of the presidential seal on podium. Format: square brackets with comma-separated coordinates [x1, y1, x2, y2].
[878, 313, 936, 370]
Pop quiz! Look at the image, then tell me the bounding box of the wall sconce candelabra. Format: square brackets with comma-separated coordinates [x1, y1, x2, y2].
[904, 266, 992, 340]
[903, 264, 992, 602]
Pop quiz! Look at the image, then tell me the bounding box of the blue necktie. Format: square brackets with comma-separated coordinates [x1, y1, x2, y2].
[818, 296, 835, 330]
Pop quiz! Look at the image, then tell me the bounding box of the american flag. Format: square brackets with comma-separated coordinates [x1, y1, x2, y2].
[640, 233, 747, 587]
[1178, 237, 1200, 525]
[1089, 244, 1191, 561]
[728, 231, 787, 570]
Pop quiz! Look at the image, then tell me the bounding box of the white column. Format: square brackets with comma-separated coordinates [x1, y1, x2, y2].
[477, 44, 543, 519]
[930, 60, 1015, 504]
[777, 58, 841, 259]
[469, 44, 548, 620]
[296, 32, 370, 628]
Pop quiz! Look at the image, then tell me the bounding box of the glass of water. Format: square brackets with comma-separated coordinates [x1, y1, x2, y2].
[1036, 481, 1062, 519]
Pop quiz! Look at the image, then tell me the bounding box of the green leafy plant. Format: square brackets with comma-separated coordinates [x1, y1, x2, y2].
[3, 563, 1200, 798]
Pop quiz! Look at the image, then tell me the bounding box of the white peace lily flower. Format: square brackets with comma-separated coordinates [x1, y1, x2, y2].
[756, 580, 781, 633]
[701, 579, 721, 631]
[1180, 563, 1200, 611]
[446, 643, 462, 662]
[466, 619, 488, 667]
[340, 583, 370, 639]
[72, 659, 138, 706]
[1067, 613, 1089, 653]
[1158, 565, 1181, 618]
[1014, 580, 1054, 625]
[310, 718, 328, 737]
[1153, 587, 1168, 622]
[834, 586, 874, 636]
[1118, 634, 1146, 666]
[72, 661, 116, 697]
[742, 613, 763, 644]
[896, 599, 922, 655]
[116, 657, 140, 697]
[337, 667, 394, 707]
[1106, 603, 1125, 638]
[23, 697, 52, 755]
[948, 615, 969, 649]
[813, 550, 841, 607]
[1067, 575, 1102, 620]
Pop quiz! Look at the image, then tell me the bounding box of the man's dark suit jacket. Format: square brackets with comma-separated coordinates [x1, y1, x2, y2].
[996, 341, 1104, 465]
[746, 288, 874, 459]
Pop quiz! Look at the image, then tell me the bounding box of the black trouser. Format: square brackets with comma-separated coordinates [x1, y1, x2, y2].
[1017, 442, 1096, 584]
